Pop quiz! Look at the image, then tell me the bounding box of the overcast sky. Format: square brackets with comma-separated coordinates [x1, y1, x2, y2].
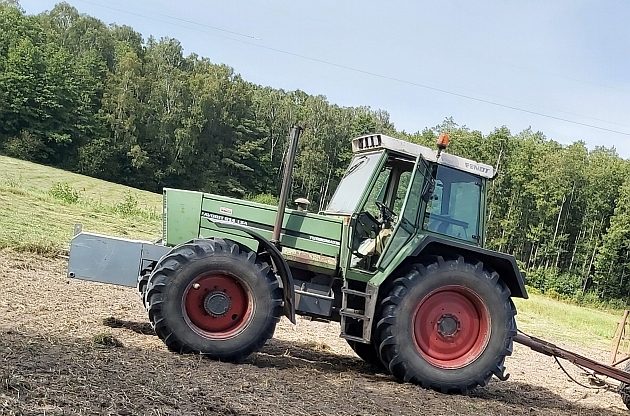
[20, 0, 630, 158]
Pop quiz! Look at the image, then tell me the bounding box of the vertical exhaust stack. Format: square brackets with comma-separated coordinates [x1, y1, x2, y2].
[271, 126, 303, 247]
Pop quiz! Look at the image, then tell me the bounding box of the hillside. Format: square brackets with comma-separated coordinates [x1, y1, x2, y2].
[0, 155, 162, 254]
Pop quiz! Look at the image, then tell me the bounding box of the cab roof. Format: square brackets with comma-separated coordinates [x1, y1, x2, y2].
[352, 133, 494, 179]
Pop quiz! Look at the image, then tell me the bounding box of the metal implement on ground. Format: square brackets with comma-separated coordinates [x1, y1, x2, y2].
[67, 127, 630, 406]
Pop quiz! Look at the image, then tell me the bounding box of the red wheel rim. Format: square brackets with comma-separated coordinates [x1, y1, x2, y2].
[412, 285, 491, 369]
[183, 273, 253, 339]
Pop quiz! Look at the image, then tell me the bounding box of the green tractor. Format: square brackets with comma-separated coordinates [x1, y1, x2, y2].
[68, 127, 526, 393]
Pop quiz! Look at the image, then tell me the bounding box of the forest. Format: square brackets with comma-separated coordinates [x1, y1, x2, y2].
[1, 2, 629, 304]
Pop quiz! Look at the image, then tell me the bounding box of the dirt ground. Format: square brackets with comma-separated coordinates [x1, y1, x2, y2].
[0, 250, 628, 415]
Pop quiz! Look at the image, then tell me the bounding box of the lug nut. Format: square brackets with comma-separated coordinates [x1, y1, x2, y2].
[193, 283, 200, 289]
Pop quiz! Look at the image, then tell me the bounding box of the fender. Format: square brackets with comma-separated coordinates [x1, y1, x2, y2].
[211, 220, 296, 323]
[412, 235, 528, 299]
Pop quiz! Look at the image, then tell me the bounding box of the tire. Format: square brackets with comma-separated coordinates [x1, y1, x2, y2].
[375, 255, 516, 393]
[137, 269, 151, 309]
[145, 238, 283, 361]
[347, 339, 387, 372]
[618, 362, 630, 409]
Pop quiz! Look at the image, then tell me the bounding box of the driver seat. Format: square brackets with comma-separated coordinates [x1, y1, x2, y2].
[357, 227, 393, 257]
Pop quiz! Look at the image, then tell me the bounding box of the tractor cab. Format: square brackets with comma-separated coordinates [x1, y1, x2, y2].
[324, 134, 494, 272]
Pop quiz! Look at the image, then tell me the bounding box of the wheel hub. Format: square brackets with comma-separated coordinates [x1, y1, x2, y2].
[437, 314, 460, 338]
[183, 274, 251, 338]
[204, 292, 231, 316]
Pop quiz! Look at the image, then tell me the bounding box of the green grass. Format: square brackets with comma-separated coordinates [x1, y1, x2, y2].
[0, 155, 623, 350]
[0, 155, 162, 254]
[514, 292, 621, 349]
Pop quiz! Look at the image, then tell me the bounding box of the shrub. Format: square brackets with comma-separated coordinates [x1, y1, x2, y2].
[109, 192, 160, 220]
[249, 193, 278, 206]
[523, 268, 581, 297]
[48, 182, 80, 204]
[112, 193, 139, 216]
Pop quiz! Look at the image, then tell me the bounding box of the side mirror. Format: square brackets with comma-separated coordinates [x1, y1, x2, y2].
[421, 179, 435, 203]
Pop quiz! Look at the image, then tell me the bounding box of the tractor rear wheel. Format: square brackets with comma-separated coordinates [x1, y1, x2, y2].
[145, 238, 283, 361]
[375, 255, 516, 393]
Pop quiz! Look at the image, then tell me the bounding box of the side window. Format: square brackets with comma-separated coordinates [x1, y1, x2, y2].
[449, 183, 480, 233]
[423, 166, 481, 243]
[393, 171, 411, 213]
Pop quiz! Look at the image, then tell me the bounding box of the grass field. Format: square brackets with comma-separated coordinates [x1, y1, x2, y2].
[0, 154, 622, 350]
[514, 295, 620, 348]
[0, 155, 162, 254]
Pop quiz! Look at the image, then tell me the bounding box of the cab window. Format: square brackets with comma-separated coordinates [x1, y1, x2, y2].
[350, 155, 414, 271]
[423, 166, 481, 243]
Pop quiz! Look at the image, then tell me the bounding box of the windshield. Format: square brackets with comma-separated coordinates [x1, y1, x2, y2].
[326, 152, 383, 213]
[423, 165, 482, 243]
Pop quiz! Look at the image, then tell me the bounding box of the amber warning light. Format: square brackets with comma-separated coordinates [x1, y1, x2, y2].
[437, 132, 450, 150]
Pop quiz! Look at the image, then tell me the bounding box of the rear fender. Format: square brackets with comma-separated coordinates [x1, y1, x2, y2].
[210, 220, 296, 323]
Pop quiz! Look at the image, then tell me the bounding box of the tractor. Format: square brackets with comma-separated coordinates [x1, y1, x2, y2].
[69, 127, 527, 393]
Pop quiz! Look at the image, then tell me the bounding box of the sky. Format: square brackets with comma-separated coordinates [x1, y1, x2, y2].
[20, 0, 630, 158]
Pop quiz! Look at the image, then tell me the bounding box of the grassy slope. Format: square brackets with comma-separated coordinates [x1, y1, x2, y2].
[0, 155, 162, 254]
[514, 295, 619, 349]
[0, 155, 622, 350]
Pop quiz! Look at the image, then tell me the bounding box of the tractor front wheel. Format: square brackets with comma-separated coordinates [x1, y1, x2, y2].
[346, 339, 387, 372]
[136, 268, 151, 309]
[375, 256, 516, 393]
[145, 238, 282, 361]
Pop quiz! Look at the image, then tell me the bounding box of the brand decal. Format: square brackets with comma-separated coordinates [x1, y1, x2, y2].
[309, 235, 340, 246]
[464, 162, 491, 174]
[219, 206, 233, 215]
[202, 211, 248, 226]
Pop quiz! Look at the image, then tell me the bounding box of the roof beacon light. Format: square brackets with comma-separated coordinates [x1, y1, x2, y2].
[436, 132, 450, 158]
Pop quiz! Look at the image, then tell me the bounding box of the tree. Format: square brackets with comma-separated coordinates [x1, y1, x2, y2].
[595, 176, 630, 298]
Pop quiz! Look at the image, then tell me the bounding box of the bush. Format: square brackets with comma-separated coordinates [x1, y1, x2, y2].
[2, 131, 48, 162]
[249, 193, 278, 206]
[573, 290, 601, 306]
[108, 192, 160, 220]
[49, 182, 80, 204]
[112, 193, 139, 216]
[522, 265, 630, 310]
[523, 268, 581, 297]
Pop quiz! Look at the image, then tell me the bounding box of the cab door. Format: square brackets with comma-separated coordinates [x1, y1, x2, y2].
[376, 155, 431, 269]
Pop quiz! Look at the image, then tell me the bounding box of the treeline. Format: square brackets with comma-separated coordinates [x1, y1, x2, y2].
[0, 2, 394, 209]
[1, 2, 630, 304]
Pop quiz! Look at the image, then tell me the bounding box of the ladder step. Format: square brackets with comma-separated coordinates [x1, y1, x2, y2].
[340, 333, 369, 343]
[341, 288, 371, 298]
[340, 309, 370, 320]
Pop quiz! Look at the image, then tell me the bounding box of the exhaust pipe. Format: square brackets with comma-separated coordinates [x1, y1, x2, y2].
[271, 126, 303, 247]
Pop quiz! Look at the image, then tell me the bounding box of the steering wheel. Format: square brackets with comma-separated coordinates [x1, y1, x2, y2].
[375, 201, 396, 224]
